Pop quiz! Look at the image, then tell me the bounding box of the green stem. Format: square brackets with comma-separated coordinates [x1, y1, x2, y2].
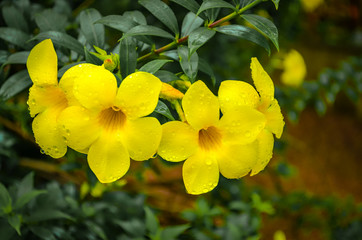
[137, 0, 263, 62]
[172, 100, 186, 122]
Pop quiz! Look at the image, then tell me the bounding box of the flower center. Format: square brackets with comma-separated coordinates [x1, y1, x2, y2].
[198, 126, 222, 151]
[98, 106, 126, 131]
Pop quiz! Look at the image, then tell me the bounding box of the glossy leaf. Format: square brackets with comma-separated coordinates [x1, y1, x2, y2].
[170, 0, 200, 14]
[35, 9, 67, 32]
[8, 214, 21, 235]
[178, 46, 198, 82]
[139, 59, 173, 74]
[80, 8, 105, 48]
[119, 37, 137, 79]
[216, 25, 270, 54]
[122, 25, 174, 40]
[271, 0, 280, 10]
[96, 15, 138, 33]
[198, 58, 216, 87]
[4, 51, 29, 65]
[154, 70, 179, 83]
[31, 31, 84, 55]
[0, 27, 30, 49]
[139, 0, 179, 34]
[197, 0, 235, 16]
[241, 14, 279, 51]
[2, 5, 28, 33]
[84, 47, 104, 65]
[161, 50, 179, 61]
[123, 10, 147, 25]
[188, 27, 216, 55]
[0, 70, 31, 101]
[181, 12, 204, 37]
[154, 100, 175, 120]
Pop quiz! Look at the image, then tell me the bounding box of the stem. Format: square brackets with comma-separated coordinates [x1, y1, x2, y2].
[137, 0, 263, 62]
[172, 100, 186, 122]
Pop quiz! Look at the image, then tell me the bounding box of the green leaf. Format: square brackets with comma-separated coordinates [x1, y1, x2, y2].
[16, 172, 34, 198]
[2, 5, 28, 33]
[178, 46, 198, 82]
[216, 25, 270, 54]
[3, 51, 29, 65]
[35, 9, 67, 32]
[161, 50, 179, 61]
[139, 60, 173, 74]
[0, 50, 9, 64]
[84, 47, 104, 65]
[154, 70, 179, 83]
[144, 207, 159, 235]
[170, 0, 200, 14]
[31, 31, 84, 55]
[0, 27, 30, 49]
[24, 209, 75, 222]
[139, 0, 179, 34]
[14, 190, 46, 210]
[123, 10, 147, 25]
[181, 12, 204, 37]
[115, 219, 146, 237]
[197, 0, 236, 16]
[85, 221, 108, 240]
[154, 100, 175, 120]
[271, 0, 280, 10]
[30, 226, 56, 240]
[96, 15, 138, 33]
[119, 37, 137, 79]
[7, 214, 21, 235]
[122, 25, 174, 40]
[241, 14, 279, 51]
[80, 8, 105, 48]
[0, 70, 31, 101]
[198, 58, 216, 87]
[161, 224, 189, 240]
[0, 183, 12, 215]
[188, 27, 216, 55]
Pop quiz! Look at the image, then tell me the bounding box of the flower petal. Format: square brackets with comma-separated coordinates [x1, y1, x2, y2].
[182, 150, 219, 195]
[251, 129, 274, 176]
[265, 99, 284, 139]
[251, 57, 274, 105]
[218, 80, 259, 114]
[58, 106, 100, 151]
[218, 141, 258, 179]
[122, 117, 162, 161]
[26, 39, 58, 86]
[115, 71, 162, 119]
[32, 108, 67, 158]
[182, 81, 219, 130]
[73, 65, 117, 110]
[218, 106, 266, 145]
[88, 132, 130, 183]
[158, 121, 198, 162]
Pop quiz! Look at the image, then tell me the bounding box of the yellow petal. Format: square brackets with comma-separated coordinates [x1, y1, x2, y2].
[265, 99, 284, 139]
[59, 63, 98, 106]
[218, 106, 266, 145]
[26, 39, 58, 86]
[182, 80, 219, 130]
[58, 106, 100, 151]
[251, 57, 274, 105]
[28, 85, 68, 117]
[251, 129, 274, 175]
[88, 132, 130, 183]
[182, 150, 219, 195]
[158, 121, 198, 162]
[73, 65, 117, 110]
[32, 108, 67, 158]
[281, 50, 306, 87]
[218, 141, 258, 179]
[115, 71, 162, 119]
[218, 80, 259, 114]
[122, 117, 162, 161]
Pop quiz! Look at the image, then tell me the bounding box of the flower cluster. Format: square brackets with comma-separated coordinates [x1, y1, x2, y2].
[27, 40, 284, 195]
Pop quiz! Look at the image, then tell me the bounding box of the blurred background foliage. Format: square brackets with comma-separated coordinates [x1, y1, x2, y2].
[0, 0, 361, 239]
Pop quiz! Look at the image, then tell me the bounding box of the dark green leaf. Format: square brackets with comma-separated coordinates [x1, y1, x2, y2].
[241, 14, 279, 51]
[205, 7, 221, 22]
[144, 207, 159, 235]
[16, 172, 34, 199]
[31, 31, 84, 55]
[0, 28, 30, 49]
[216, 25, 270, 54]
[161, 50, 179, 61]
[139, 0, 179, 34]
[178, 46, 198, 82]
[7, 214, 21, 235]
[239, 0, 258, 8]
[139, 60, 173, 74]
[24, 209, 75, 222]
[4, 51, 29, 65]
[2, 5, 28, 33]
[154, 100, 175, 120]
[197, 0, 236, 16]
[80, 8, 105, 48]
[154, 70, 179, 83]
[119, 37, 137, 79]
[115, 219, 146, 237]
[123, 10, 147, 25]
[0, 70, 31, 101]
[170, 0, 200, 14]
[122, 25, 174, 40]
[198, 58, 216, 87]
[96, 15, 138, 33]
[0, 183, 12, 215]
[35, 9, 67, 32]
[0, 51, 9, 64]
[181, 12, 204, 37]
[14, 190, 46, 210]
[84, 47, 104, 65]
[188, 27, 216, 55]
[271, 0, 280, 10]
[30, 226, 56, 240]
[85, 221, 107, 240]
[161, 224, 189, 240]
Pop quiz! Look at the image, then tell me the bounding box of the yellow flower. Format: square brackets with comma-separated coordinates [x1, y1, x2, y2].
[58, 66, 162, 183]
[158, 80, 267, 195]
[219, 57, 285, 175]
[301, 0, 323, 12]
[281, 49, 306, 87]
[26, 39, 76, 158]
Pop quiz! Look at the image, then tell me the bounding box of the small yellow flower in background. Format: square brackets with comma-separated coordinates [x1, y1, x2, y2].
[301, 0, 323, 12]
[219, 58, 284, 175]
[281, 49, 307, 87]
[58, 65, 162, 183]
[274, 230, 287, 240]
[158, 80, 267, 195]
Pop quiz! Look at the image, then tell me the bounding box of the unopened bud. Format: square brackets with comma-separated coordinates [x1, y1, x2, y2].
[160, 82, 184, 100]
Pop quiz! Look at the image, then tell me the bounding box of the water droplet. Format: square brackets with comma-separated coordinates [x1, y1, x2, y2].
[205, 159, 212, 166]
[40, 149, 45, 154]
